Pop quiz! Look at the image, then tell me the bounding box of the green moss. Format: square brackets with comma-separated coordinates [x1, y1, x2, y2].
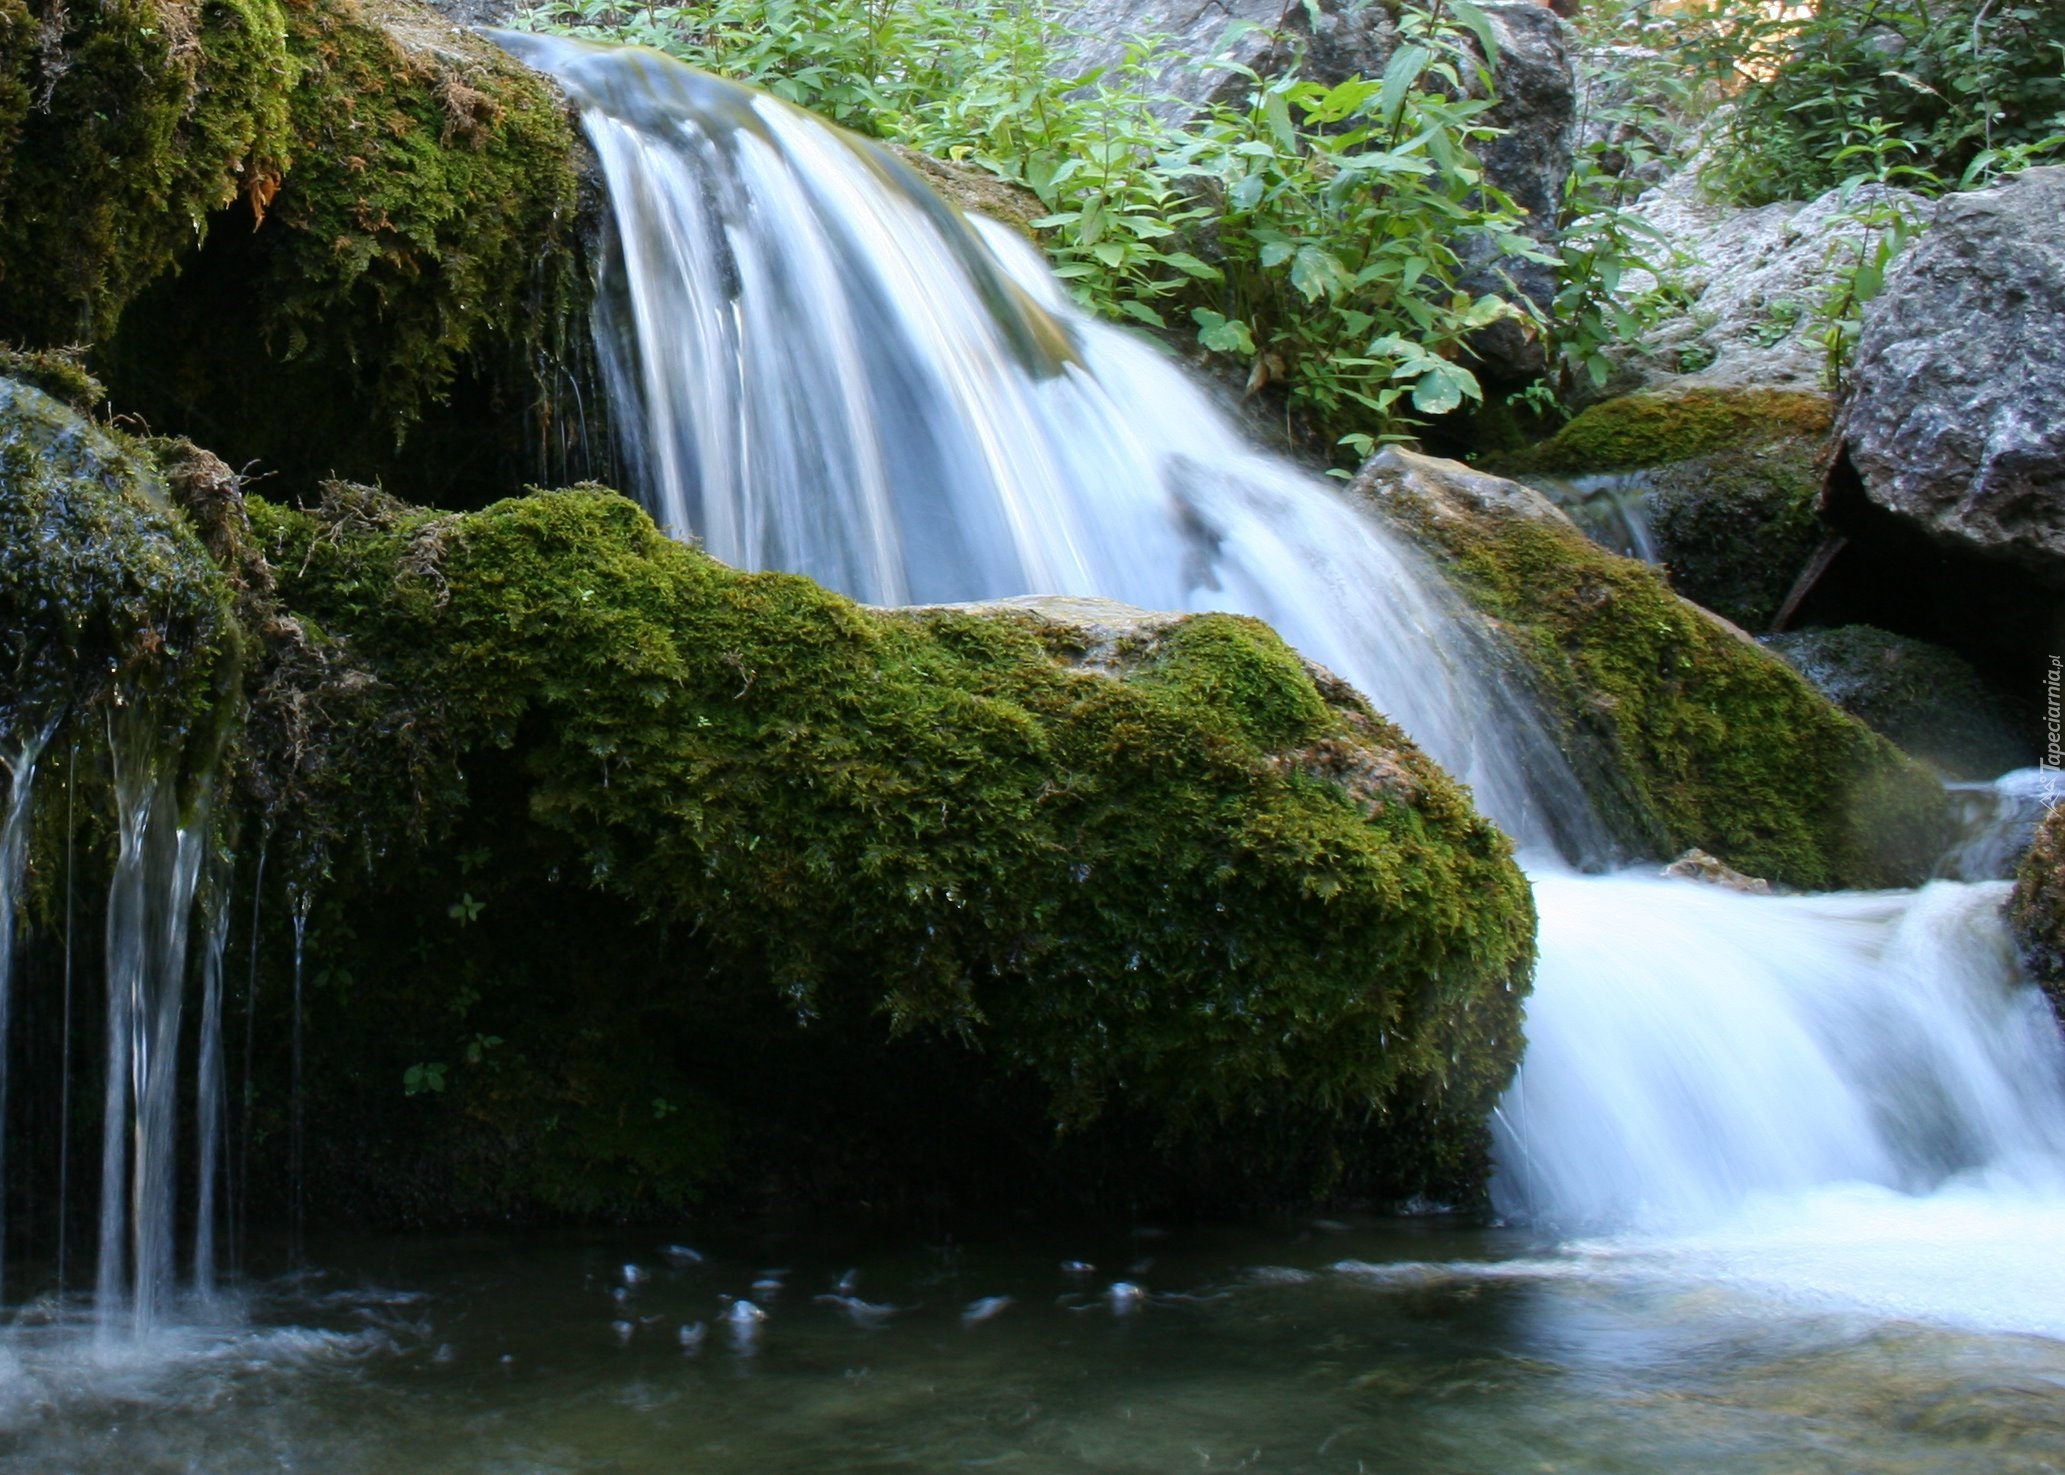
[2012, 804, 2065, 1016]
[0, 376, 238, 772]
[1765, 625, 2033, 781]
[255, 0, 582, 438]
[1506, 388, 1833, 476]
[0, 0, 584, 492]
[1356, 450, 1948, 890]
[0, 0, 295, 343]
[0, 345, 104, 414]
[240, 484, 1535, 1219]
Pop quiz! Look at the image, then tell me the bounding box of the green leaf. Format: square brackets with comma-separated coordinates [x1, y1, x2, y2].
[1263, 88, 1297, 151]
[1193, 309, 1255, 356]
[1158, 251, 1222, 281]
[1118, 299, 1167, 328]
[1409, 360, 1480, 416]
[1289, 245, 1347, 302]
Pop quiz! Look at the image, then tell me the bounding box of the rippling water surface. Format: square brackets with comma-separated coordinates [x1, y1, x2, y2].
[7, 1214, 2065, 1474]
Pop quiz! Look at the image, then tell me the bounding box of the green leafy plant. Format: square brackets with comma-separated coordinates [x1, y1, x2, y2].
[1671, 0, 2065, 206]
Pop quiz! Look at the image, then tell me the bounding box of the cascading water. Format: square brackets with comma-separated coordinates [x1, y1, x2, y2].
[500, 28, 2065, 1322]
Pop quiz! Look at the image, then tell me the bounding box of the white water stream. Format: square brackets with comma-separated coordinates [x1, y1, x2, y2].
[497, 30, 2065, 1341]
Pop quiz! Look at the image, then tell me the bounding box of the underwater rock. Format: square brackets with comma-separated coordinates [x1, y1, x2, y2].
[242, 483, 1537, 1221]
[2012, 800, 2065, 1014]
[1844, 166, 2065, 583]
[1352, 445, 1948, 891]
[1661, 849, 1773, 894]
[1502, 387, 1833, 629]
[1764, 625, 2032, 782]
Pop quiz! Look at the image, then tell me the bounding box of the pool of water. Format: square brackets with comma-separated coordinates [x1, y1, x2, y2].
[6, 1208, 2064, 1474]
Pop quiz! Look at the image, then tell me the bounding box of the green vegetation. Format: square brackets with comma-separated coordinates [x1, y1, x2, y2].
[1361, 450, 1948, 890]
[235, 483, 1535, 1218]
[0, 0, 295, 344]
[1668, 0, 2065, 206]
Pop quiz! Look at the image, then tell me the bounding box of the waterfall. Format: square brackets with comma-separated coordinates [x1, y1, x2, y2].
[495, 32, 1606, 862]
[502, 33, 2065, 1259]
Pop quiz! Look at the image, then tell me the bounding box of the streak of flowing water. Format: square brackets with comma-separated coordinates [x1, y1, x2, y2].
[497, 32, 2065, 1335]
[96, 720, 212, 1339]
[192, 862, 233, 1297]
[0, 722, 56, 1302]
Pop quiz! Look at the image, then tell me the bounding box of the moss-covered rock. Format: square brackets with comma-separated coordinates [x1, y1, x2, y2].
[1497, 388, 1835, 630]
[235, 484, 1536, 1221]
[1764, 625, 2033, 781]
[2012, 802, 2065, 1016]
[1352, 447, 1948, 891]
[1509, 388, 1834, 475]
[0, 0, 588, 500]
[0, 376, 237, 763]
[0, 0, 296, 344]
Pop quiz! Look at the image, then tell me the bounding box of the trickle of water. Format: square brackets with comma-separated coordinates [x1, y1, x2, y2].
[234, 837, 267, 1281]
[289, 892, 310, 1267]
[0, 721, 58, 1303]
[1517, 470, 1661, 563]
[96, 718, 212, 1340]
[1939, 767, 2056, 880]
[192, 861, 233, 1297]
[57, 741, 78, 1300]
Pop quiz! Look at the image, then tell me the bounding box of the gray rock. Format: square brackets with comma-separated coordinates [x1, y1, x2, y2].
[1606, 168, 1927, 397]
[1763, 625, 2033, 781]
[1843, 166, 2065, 582]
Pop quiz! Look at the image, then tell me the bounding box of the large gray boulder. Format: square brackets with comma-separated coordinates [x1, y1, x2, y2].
[1604, 169, 1926, 397]
[1049, 0, 1574, 381]
[1843, 166, 2065, 582]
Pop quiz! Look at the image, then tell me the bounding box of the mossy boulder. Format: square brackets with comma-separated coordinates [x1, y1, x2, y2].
[1352, 447, 1948, 891]
[2012, 802, 2065, 1016]
[1764, 625, 2033, 781]
[236, 484, 1536, 1220]
[0, 376, 237, 761]
[1, 0, 589, 503]
[1498, 388, 1834, 630]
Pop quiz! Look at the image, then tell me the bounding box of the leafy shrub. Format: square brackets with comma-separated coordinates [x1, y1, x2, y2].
[1675, 0, 2065, 205]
